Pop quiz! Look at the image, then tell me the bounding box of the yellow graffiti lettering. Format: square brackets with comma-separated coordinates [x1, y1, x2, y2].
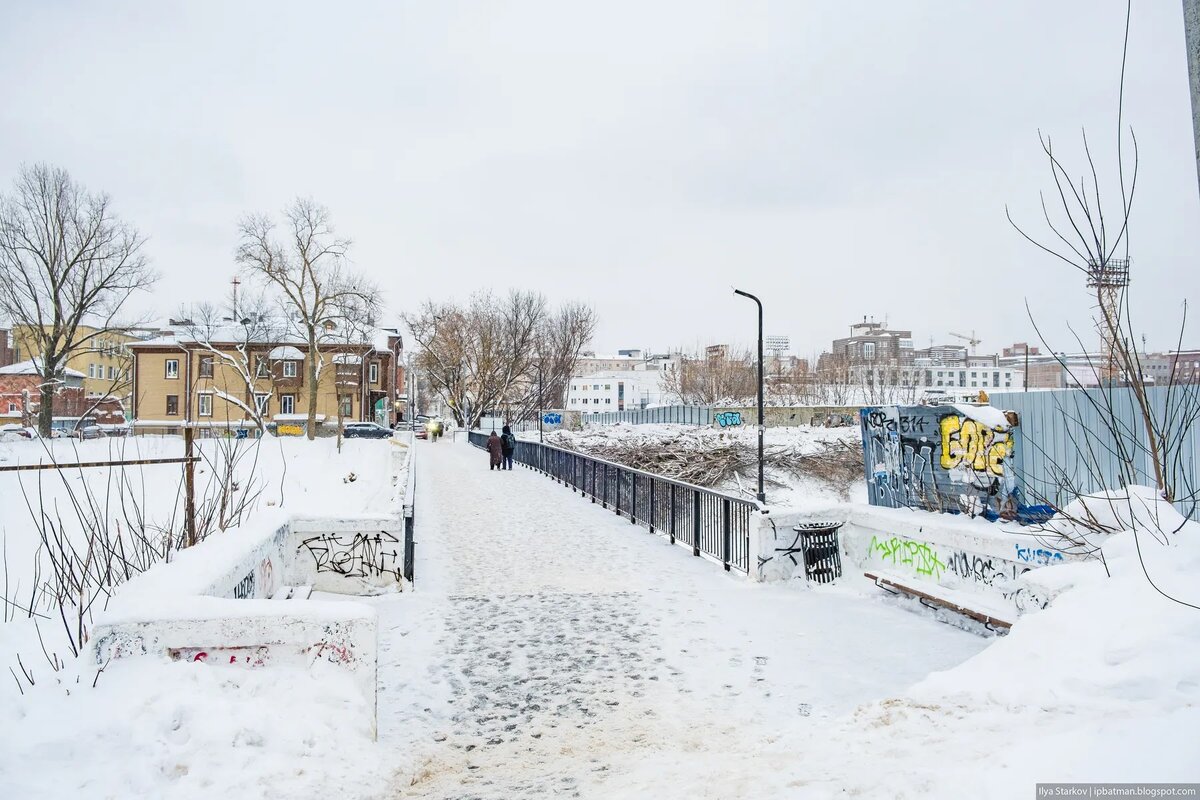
[939, 416, 963, 469]
[277, 424, 304, 436]
[940, 415, 1012, 477]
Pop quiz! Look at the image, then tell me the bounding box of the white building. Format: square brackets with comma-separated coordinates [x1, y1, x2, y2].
[574, 349, 680, 377]
[565, 370, 669, 415]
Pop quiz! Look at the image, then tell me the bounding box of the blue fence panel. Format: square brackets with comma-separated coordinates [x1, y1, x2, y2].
[988, 386, 1200, 519]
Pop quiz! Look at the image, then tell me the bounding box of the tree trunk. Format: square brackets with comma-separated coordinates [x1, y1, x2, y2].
[306, 333, 319, 441]
[37, 379, 54, 438]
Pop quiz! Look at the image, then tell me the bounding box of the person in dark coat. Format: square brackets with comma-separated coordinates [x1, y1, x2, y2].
[500, 425, 516, 470]
[486, 431, 503, 470]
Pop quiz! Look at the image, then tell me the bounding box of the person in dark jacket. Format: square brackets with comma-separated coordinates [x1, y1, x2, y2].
[500, 425, 516, 470]
[486, 431, 503, 470]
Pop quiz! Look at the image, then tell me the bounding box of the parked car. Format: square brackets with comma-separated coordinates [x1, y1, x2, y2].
[73, 424, 104, 440]
[343, 422, 394, 440]
[414, 426, 428, 440]
[0, 423, 33, 439]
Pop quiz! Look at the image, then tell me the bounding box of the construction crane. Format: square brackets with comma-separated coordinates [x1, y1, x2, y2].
[949, 331, 981, 355]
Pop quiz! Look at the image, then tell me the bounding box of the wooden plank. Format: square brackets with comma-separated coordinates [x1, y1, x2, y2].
[0, 456, 200, 473]
[865, 572, 1013, 630]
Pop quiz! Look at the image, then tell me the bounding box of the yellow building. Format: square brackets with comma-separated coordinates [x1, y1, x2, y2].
[129, 329, 404, 435]
[11, 324, 138, 400]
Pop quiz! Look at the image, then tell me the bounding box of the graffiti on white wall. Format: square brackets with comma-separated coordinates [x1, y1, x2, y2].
[862, 405, 1020, 520]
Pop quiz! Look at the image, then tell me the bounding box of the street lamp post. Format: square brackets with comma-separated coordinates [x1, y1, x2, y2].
[734, 288, 766, 505]
[536, 362, 544, 443]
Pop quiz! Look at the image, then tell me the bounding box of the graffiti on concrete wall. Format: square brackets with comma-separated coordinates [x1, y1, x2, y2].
[1014, 544, 1064, 565]
[715, 411, 743, 428]
[867, 533, 1050, 610]
[299, 530, 402, 580]
[862, 405, 1020, 520]
[542, 412, 562, 425]
[870, 535, 946, 578]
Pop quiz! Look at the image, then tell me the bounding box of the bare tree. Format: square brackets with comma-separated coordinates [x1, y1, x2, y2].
[1006, 0, 1197, 508]
[508, 301, 598, 422]
[662, 349, 757, 406]
[236, 198, 381, 440]
[403, 291, 595, 428]
[174, 297, 283, 432]
[329, 292, 377, 451]
[0, 164, 157, 436]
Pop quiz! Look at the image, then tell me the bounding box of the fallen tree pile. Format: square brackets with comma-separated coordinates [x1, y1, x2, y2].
[543, 426, 863, 498]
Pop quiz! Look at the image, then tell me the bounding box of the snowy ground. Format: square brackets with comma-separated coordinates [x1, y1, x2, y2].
[373, 439, 987, 798]
[530, 422, 867, 507]
[3, 435, 1197, 798]
[0, 436, 397, 800]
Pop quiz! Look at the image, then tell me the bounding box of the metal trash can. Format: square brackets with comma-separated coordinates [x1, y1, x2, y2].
[793, 522, 844, 584]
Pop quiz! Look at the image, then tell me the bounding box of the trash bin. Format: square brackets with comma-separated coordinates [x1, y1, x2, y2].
[793, 521, 843, 584]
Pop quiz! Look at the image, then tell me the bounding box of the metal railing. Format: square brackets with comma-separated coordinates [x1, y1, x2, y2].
[402, 444, 417, 583]
[469, 430, 754, 572]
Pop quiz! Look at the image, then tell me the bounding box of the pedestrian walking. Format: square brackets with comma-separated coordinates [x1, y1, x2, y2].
[500, 425, 516, 470]
[486, 430, 503, 470]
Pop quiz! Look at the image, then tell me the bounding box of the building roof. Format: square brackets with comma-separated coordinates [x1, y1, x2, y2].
[268, 345, 306, 360]
[0, 359, 86, 378]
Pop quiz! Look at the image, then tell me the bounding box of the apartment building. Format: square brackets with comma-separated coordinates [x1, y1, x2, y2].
[10, 324, 141, 400]
[564, 371, 667, 414]
[129, 325, 405, 434]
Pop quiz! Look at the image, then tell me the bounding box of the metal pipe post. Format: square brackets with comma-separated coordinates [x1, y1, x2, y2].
[734, 288, 766, 504]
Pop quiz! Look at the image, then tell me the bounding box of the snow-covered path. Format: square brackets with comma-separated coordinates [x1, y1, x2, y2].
[375, 438, 988, 798]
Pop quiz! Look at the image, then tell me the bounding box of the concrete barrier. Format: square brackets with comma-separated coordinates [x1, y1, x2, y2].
[750, 502, 1082, 617]
[87, 436, 414, 738]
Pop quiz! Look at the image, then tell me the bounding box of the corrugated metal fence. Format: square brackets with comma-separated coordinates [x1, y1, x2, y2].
[582, 405, 713, 426]
[989, 386, 1200, 516]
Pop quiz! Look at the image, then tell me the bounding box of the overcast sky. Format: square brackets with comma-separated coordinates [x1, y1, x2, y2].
[2, 1, 1197, 358]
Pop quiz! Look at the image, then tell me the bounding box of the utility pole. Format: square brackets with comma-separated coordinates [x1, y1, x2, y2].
[183, 425, 196, 548]
[1186, 0, 1200, 200]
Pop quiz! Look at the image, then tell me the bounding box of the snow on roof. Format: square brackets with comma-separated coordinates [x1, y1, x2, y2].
[0, 359, 86, 378]
[333, 353, 363, 365]
[268, 345, 305, 360]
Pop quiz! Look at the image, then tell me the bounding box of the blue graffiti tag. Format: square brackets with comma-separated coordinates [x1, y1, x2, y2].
[542, 412, 563, 425]
[716, 411, 743, 428]
[1014, 544, 1064, 565]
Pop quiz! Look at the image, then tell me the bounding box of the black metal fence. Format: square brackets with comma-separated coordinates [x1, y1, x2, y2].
[402, 446, 417, 583]
[469, 430, 754, 572]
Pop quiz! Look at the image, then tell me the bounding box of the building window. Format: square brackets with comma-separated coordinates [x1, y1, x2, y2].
[339, 395, 353, 417]
[166, 395, 179, 416]
[283, 360, 298, 378]
[7, 402, 17, 413]
[593, 384, 599, 390]
[604, 384, 611, 390]
[107, 365, 115, 380]
[198, 356, 214, 378]
[197, 393, 213, 417]
[281, 395, 295, 415]
[605, 398, 612, 404]
[863, 342, 876, 359]
[255, 357, 270, 378]
[582, 398, 588, 404]
[165, 359, 179, 379]
[87, 364, 95, 378]
[369, 362, 379, 384]
[254, 393, 270, 416]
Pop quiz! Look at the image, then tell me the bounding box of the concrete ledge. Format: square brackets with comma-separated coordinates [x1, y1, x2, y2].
[86, 442, 415, 738]
[752, 502, 1084, 617]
